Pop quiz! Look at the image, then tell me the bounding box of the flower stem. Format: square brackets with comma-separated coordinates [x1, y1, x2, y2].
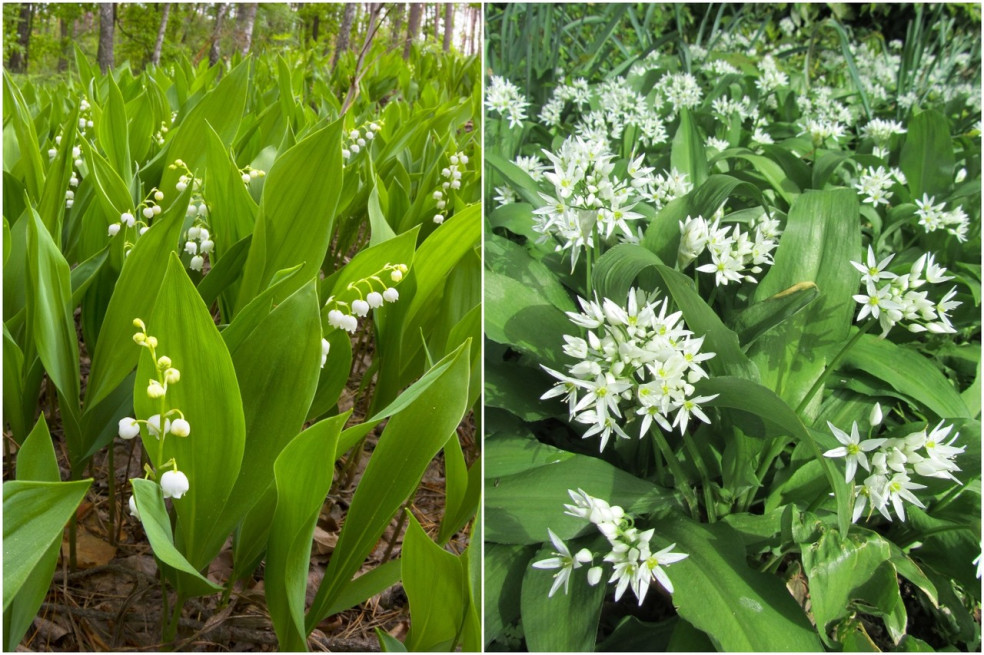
[796, 321, 874, 417]
[649, 428, 699, 519]
[681, 435, 718, 522]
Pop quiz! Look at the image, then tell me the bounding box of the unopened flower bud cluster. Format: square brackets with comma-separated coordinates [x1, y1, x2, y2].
[678, 211, 782, 287]
[341, 120, 382, 160]
[824, 403, 965, 523]
[851, 246, 961, 337]
[118, 319, 193, 520]
[325, 263, 406, 334]
[542, 288, 718, 451]
[49, 98, 92, 209]
[170, 159, 200, 193]
[432, 151, 469, 225]
[532, 489, 688, 605]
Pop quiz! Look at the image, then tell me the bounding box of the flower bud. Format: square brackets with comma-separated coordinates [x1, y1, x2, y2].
[170, 418, 191, 437]
[142, 207, 154, 219]
[434, 214, 445, 224]
[188, 226, 201, 240]
[154, 190, 164, 202]
[390, 269, 404, 283]
[128, 495, 140, 519]
[133, 332, 147, 345]
[147, 379, 166, 399]
[451, 180, 461, 189]
[342, 148, 351, 159]
[351, 143, 360, 153]
[436, 200, 446, 210]
[108, 223, 121, 237]
[176, 181, 188, 192]
[320, 338, 330, 368]
[152, 204, 161, 216]
[164, 368, 180, 385]
[55, 135, 62, 145]
[86, 120, 93, 128]
[133, 318, 146, 330]
[450, 155, 459, 165]
[139, 226, 150, 236]
[383, 287, 399, 303]
[586, 566, 603, 586]
[74, 158, 83, 168]
[157, 356, 172, 369]
[433, 190, 444, 200]
[242, 173, 251, 184]
[118, 417, 141, 440]
[69, 176, 79, 187]
[459, 154, 469, 164]
[869, 402, 883, 426]
[146, 336, 158, 348]
[160, 470, 190, 499]
[352, 299, 371, 317]
[367, 291, 384, 308]
[47, 148, 57, 159]
[357, 138, 366, 147]
[349, 130, 360, 140]
[190, 255, 204, 271]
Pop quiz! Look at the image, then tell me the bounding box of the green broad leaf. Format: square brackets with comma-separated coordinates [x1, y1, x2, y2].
[484, 269, 571, 368]
[25, 210, 81, 424]
[747, 189, 860, 419]
[486, 454, 682, 545]
[487, 202, 540, 242]
[485, 431, 577, 479]
[84, 139, 135, 224]
[203, 124, 258, 267]
[133, 254, 246, 571]
[130, 478, 222, 593]
[305, 327, 353, 422]
[520, 539, 607, 652]
[484, 357, 560, 422]
[2, 478, 92, 611]
[2, 72, 44, 200]
[842, 334, 971, 419]
[484, 543, 537, 647]
[97, 75, 132, 185]
[195, 234, 252, 310]
[659, 515, 822, 651]
[236, 120, 344, 312]
[800, 527, 903, 647]
[84, 185, 190, 409]
[4, 418, 62, 650]
[900, 109, 955, 199]
[445, 303, 482, 410]
[376, 628, 409, 652]
[368, 180, 397, 247]
[69, 246, 110, 308]
[723, 151, 801, 205]
[597, 616, 678, 652]
[37, 103, 78, 241]
[671, 108, 708, 187]
[3, 215, 29, 323]
[1, 326, 27, 441]
[324, 559, 402, 616]
[208, 281, 324, 559]
[306, 344, 471, 632]
[159, 60, 250, 194]
[266, 414, 346, 651]
[403, 513, 473, 652]
[485, 232, 575, 314]
[731, 281, 819, 347]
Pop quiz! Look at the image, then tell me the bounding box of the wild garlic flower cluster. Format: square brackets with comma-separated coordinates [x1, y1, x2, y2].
[860, 118, 906, 158]
[531, 137, 654, 266]
[492, 155, 548, 208]
[825, 404, 965, 523]
[754, 55, 789, 95]
[539, 77, 591, 126]
[325, 263, 406, 334]
[678, 212, 782, 287]
[432, 151, 469, 224]
[183, 222, 213, 272]
[854, 165, 907, 207]
[658, 72, 703, 115]
[851, 246, 961, 337]
[532, 489, 688, 605]
[913, 193, 970, 242]
[486, 75, 530, 129]
[542, 288, 718, 451]
[119, 319, 192, 519]
[342, 120, 381, 160]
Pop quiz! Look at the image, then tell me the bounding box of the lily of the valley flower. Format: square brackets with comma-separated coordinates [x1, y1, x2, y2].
[160, 470, 190, 499]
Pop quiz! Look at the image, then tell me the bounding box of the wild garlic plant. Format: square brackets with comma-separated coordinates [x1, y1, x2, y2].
[532, 489, 688, 605]
[118, 319, 192, 517]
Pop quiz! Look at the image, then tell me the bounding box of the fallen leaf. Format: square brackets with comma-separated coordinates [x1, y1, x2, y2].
[61, 528, 116, 569]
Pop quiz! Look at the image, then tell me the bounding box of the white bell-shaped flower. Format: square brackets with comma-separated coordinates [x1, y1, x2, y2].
[352, 299, 371, 317]
[121, 212, 136, 227]
[147, 379, 166, 399]
[170, 418, 191, 437]
[341, 314, 359, 333]
[108, 223, 121, 237]
[118, 417, 141, 440]
[200, 240, 214, 254]
[142, 207, 154, 219]
[184, 241, 198, 255]
[383, 287, 399, 303]
[241, 173, 251, 184]
[190, 255, 204, 271]
[128, 495, 140, 519]
[160, 470, 190, 499]
[320, 338, 330, 368]
[154, 190, 164, 202]
[367, 291, 384, 308]
[146, 414, 171, 439]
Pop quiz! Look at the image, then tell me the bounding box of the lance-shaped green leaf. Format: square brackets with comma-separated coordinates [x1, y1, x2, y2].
[97, 74, 132, 185]
[485, 543, 538, 647]
[657, 515, 822, 651]
[403, 513, 476, 651]
[207, 281, 323, 557]
[130, 478, 222, 593]
[671, 107, 708, 187]
[2, 71, 44, 200]
[37, 103, 79, 241]
[306, 344, 471, 632]
[266, 414, 346, 651]
[3, 478, 92, 611]
[84, 185, 189, 409]
[133, 254, 246, 570]
[731, 281, 819, 347]
[3, 417, 62, 650]
[237, 120, 344, 312]
[747, 189, 860, 419]
[900, 109, 954, 199]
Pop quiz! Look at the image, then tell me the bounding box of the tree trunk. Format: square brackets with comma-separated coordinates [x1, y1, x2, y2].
[150, 3, 170, 66]
[7, 4, 32, 73]
[331, 3, 356, 71]
[390, 2, 404, 49]
[57, 16, 68, 71]
[96, 3, 115, 73]
[238, 2, 257, 55]
[403, 2, 422, 60]
[469, 5, 478, 54]
[208, 3, 228, 67]
[442, 3, 453, 51]
[311, 12, 320, 43]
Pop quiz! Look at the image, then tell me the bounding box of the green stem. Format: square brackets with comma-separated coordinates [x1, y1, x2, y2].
[649, 428, 699, 519]
[796, 322, 874, 417]
[107, 446, 116, 546]
[681, 435, 717, 522]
